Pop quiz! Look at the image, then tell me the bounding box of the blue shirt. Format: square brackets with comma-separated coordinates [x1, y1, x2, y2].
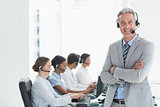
[113, 34, 138, 99]
[48, 71, 68, 95]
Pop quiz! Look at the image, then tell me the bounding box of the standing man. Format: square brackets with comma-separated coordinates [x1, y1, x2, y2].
[100, 8, 154, 107]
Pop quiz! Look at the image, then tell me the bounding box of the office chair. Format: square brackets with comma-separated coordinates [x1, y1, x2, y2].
[19, 77, 33, 107]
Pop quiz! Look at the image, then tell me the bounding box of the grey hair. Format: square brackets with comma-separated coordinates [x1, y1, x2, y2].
[117, 8, 137, 23]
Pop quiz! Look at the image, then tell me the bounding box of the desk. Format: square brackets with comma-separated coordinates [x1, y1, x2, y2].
[91, 105, 103, 107]
[76, 96, 104, 107]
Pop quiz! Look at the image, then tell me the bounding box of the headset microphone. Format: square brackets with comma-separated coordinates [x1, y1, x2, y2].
[131, 23, 140, 34]
[39, 66, 50, 72]
[42, 70, 50, 72]
[84, 62, 90, 64]
[131, 30, 135, 34]
[57, 66, 65, 72]
[54, 58, 66, 72]
[56, 64, 65, 72]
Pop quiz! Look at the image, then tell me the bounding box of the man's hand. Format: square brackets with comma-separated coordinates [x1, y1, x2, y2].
[132, 60, 144, 70]
[110, 66, 116, 74]
[88, 82, 96, 88]
[70, 93, 86, 99]
[83, 87, 94, 94]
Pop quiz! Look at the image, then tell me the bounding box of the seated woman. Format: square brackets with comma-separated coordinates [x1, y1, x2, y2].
[75, 53, 96, 87]
[48, 55, 94, 95]
[31, 56, 85, 107]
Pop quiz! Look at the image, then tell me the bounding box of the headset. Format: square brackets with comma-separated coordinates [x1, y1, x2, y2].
[117, 12, 140, 28]
[39, 66, 47, 72]
[75, 62, 78, 66]
[80, 58, 85, 64]
[39, 66, 43, 71]
[54, 59, 65, 71]
[80, 53, 90, 64]
[39, 58, 50, 72]
[55, 59, 59, 68]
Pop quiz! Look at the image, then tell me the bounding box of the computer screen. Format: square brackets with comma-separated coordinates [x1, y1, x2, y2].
[96, 76, 107, 97]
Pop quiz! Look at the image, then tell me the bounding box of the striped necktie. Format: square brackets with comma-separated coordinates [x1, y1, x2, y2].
[123, 43, 130, 68]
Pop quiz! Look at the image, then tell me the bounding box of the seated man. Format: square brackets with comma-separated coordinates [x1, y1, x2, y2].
[76, 53, 96, 87]
[61, 53, 96, 92]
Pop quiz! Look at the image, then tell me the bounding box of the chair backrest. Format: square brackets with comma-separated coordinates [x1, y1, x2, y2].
[19, 77, 33, 107]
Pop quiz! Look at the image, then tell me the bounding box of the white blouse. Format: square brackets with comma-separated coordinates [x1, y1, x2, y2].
[75, 65, 93, 86]
[61, 67, 87, 91]
[31, 75, 71, 107]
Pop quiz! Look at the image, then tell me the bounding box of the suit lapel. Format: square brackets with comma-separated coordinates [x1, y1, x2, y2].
[116, 40, 124, 67]
[125, 35, 142, 67]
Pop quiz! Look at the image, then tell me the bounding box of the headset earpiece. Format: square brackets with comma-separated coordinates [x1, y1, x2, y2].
[117, 23, 120, 28]
[39, 66, 42, 71]
[81, 59, 84, 63]
[39, 65, 50, 72]
[54, 59, 60, 69]
[135, 19, 140, 26]
[39, 57, 44, 71]
[80, 53, 90, 64]
[56, 64, 59, 68]
[75, 62, 78, 66]
[38, 57, 50, 72]
[55, 59, 65, 71]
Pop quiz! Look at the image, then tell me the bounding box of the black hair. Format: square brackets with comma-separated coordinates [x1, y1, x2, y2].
[67, 53, 80, 64]
[80, 53, 90, 63]
[52, 55, 66, 68]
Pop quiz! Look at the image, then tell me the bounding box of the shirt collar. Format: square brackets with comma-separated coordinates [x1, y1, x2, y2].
[122, 34, 138, 47]
[52, 71, 61, 79]
[66, 66, 73, 73]
[81, 65, 87, 71]
[67, 66, 70, 70]
[37, 75, 48, 80]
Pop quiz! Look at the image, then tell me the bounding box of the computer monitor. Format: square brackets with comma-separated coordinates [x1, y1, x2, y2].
[96, 76, 107, 97]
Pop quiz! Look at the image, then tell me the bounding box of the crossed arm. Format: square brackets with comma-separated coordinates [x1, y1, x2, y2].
[110, 60, 144, 83]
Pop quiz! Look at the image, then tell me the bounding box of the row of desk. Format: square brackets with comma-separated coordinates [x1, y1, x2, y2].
[75, 94, 104, 107]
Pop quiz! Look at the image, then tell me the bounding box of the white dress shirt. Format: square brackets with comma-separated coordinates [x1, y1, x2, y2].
[75, 65, 93, 86]
[61, 67, 87, 91]
[31, 75, 71, 107]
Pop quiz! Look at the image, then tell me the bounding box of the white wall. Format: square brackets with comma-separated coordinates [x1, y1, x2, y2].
[61, 0, 123, 80]
[60, 0, 160, 82]
[29, 0, 59, 81]
[0, 0, 29, 107]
